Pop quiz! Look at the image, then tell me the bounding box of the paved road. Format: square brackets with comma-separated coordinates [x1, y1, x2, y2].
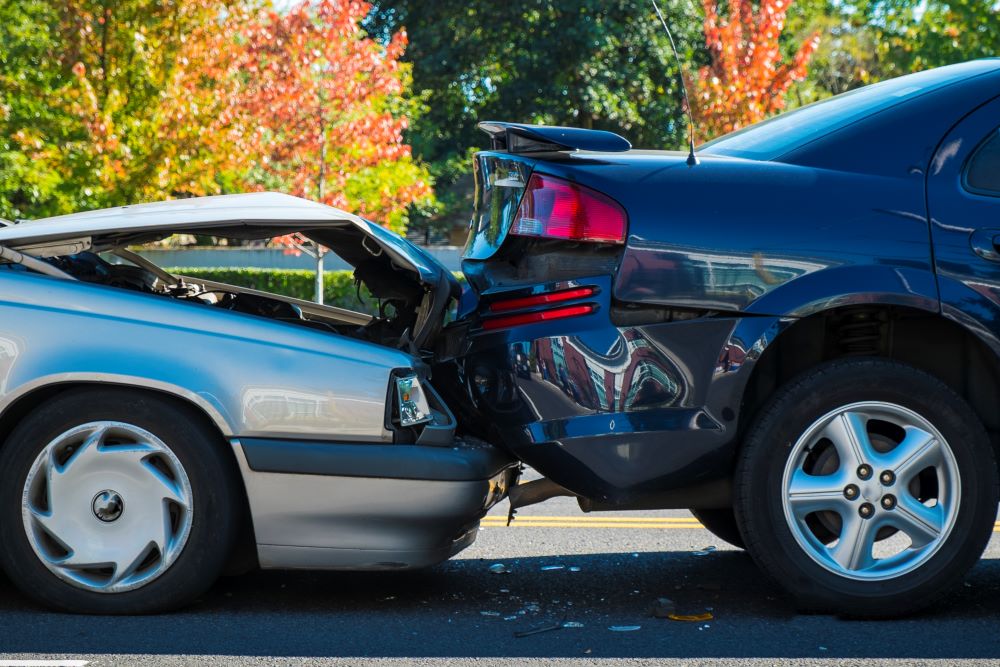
[2, 493, 1000, 666]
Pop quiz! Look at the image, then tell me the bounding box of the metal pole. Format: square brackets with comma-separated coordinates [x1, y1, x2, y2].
[315, 248, 324, 305]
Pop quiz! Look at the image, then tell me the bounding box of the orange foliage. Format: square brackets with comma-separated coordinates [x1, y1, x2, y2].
[160, 0, 431, 233]
[692, 0, 820, 139]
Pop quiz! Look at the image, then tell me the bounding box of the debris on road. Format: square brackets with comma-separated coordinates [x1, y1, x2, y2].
[667, 612, 714, 622]
[489, 563, 510, 574]
[609, 625, 642, 632]
[650, 597, 676, 618]
[514, 620, 564, 638]
[568, 566, 581, 572]
[540, 565, 565, 571]
[692, 546, 717, 556]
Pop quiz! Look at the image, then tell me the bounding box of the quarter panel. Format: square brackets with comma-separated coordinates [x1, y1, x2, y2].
[610, 162, 933, 314]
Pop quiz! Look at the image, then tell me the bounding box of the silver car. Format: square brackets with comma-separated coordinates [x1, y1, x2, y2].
[0, 192, 517, 614]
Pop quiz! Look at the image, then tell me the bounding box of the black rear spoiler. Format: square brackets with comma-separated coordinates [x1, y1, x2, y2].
[478, 121, 631, 154]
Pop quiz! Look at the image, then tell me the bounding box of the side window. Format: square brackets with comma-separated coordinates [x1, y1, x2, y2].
[965, 128, 1000, 196]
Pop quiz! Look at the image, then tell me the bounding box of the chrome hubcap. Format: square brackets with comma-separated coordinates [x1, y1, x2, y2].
[21, 421, 193, 593]
[781, 402, 960, 581]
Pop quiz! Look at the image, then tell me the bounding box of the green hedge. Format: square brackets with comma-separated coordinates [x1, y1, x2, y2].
[168, 268, 376, 312]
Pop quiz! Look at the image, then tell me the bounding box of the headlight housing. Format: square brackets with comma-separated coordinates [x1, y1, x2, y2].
[395, 374, 433, 427]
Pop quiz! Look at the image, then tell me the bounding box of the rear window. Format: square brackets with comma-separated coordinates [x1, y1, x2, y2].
[966, 129, 1000, 196]
[700, 61, 1000, 161]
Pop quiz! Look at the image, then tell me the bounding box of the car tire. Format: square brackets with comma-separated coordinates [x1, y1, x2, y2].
[0, 388, 242, 614]
[690, 508, 745, 549]
[734, 358, 998, 617]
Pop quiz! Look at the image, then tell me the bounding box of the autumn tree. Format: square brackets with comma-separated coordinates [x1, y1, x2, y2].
[692, 0, 820, 139]
[228, 0, 433, 234]
[161, 0, 434, 300]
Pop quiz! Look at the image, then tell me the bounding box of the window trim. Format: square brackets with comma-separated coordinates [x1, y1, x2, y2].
[963, 127, 1000, 199]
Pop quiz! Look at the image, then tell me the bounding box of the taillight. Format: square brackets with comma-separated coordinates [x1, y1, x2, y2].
[510, 174, 627, 244]
[488, 286, 596, 313]
[481, 304, 595, 331]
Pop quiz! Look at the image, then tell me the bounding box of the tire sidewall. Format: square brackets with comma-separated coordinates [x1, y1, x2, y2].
[739, 361, 997, 612]
[0, 389, 239, 614]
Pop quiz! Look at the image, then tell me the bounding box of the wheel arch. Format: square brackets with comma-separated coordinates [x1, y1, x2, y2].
[737, 303, 1000, 455]
[0, 374, 234, 438]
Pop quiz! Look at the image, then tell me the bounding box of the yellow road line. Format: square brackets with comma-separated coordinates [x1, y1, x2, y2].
[483, 515, 700, 523]
[482, 522, 709, 529]
[480, 517, 1000, 531]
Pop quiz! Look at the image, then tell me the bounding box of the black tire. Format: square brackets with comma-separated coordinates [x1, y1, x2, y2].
[690, 508, 745, 549]
[0, 388, 242, 613]
[734, 359, 998, 617]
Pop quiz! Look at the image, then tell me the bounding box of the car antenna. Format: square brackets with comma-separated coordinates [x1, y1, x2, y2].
[650, 0, 699, 166]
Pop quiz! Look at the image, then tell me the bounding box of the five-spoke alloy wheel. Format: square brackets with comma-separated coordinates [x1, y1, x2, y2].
[781, 402, 959, 581]
[0, 388, 241, 614]
[736, 359, 998, 617]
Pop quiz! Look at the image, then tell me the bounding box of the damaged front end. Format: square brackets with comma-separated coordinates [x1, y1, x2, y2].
[0, 192, 518, 570]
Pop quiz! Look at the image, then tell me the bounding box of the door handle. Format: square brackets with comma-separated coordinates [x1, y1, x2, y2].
[970, 228, 1000, 262]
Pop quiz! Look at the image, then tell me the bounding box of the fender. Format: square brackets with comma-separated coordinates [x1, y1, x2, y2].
[743, 264, 940, 319]
[0, 270, 416, 442]
[0, 373, 234, 436]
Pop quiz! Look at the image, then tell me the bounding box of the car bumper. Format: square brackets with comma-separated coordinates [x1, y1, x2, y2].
[445, 276, 750, 505]
[231, 435, 517, 570]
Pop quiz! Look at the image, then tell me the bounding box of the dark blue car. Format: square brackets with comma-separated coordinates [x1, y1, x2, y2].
[439, 59, 1000, 616]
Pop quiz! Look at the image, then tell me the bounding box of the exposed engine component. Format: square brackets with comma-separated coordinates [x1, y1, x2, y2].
[37, 251, 416, 349]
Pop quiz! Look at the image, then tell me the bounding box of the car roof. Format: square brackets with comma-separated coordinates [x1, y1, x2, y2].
[700, 59, 1000, 162]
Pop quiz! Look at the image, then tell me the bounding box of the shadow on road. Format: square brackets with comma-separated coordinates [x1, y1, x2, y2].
[1, 551, 999, 659]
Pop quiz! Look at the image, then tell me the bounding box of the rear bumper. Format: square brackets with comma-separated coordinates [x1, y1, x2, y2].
[232, 436, 518, 570]
[445, 276, 756, 505]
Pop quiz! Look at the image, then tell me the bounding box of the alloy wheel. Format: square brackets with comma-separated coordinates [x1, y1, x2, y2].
[781, 401, 960, 581]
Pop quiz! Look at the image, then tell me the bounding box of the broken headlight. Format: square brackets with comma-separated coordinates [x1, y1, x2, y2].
[395, 374, 433, 427]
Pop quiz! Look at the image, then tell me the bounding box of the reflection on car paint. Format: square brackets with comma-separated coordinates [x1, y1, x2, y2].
[616, 240, 828, 311]
[241, 386, 390, 437]
[0, 335, 20, 394]
[521, 330, 686, 415]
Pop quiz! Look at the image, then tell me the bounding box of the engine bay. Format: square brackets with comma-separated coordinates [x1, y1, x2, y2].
[40, 250, 425, 350]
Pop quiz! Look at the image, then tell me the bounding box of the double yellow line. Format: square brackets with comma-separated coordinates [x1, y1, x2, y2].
[481, 516, 1000, 532]
[480, 515, 705, 529]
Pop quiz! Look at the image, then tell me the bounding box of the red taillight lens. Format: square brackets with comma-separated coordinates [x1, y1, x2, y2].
[488, 286, 596, 313]
[481, 304, 595, 331]
[510, 174, 627, 244]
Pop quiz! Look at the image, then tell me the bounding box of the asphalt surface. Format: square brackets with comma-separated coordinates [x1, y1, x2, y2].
[2, 491, 1000, 666]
